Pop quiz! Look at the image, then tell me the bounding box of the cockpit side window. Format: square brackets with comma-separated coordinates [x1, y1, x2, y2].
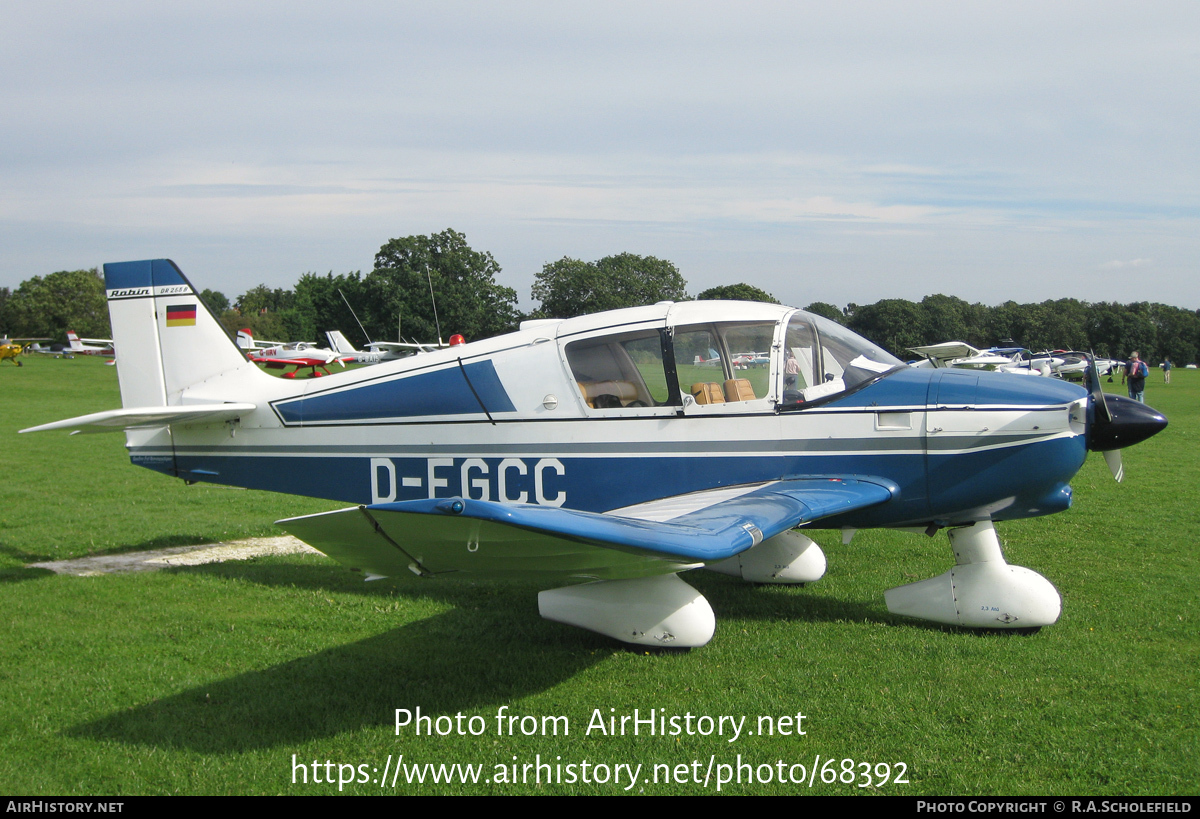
[718, 323, 775, 401]
[781, 317, 819, 405]
[672, 326, 723, 404]
[780, 313, 904, 408]
[673, 322, 775, 405]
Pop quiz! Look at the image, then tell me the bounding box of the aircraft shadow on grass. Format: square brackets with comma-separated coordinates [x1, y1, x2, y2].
[66, 560, 890, 753]
[68, 604, 602, 753]
[181, 555, 903, 640]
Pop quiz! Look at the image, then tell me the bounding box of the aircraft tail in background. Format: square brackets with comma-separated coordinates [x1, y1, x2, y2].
[325, 329, 358, 355]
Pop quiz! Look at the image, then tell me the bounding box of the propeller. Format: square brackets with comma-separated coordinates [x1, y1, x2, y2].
[1085, 350, 1112, 426]
[1081, 351, 1167, 481]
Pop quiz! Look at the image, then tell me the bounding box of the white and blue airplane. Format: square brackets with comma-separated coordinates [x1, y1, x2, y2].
[22, 260, 1167, 648]
[324, 329, 444, 366]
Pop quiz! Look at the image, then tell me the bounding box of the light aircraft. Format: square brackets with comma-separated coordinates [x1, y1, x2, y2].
[25, 342, 62, 357]
[22, 260, 1168, 648]
[245, 335, 345, 378]
[988, 347, 1064, 377]
[1051, 352, 1090, 380]
[730, 351, 770, 369]
[1, 338, 26, 366]
[1, 336, 53, 366]
[238, 329, 343, 378]
[908, 342, 1059, 377]
[66, 331, 114, 356]
[908, 342, 1016, 371]
[324, 329, 443, 366]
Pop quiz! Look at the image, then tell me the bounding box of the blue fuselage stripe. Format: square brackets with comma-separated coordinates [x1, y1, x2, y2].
[273, 360, 516, 423]
[140, 433, 1087, 528]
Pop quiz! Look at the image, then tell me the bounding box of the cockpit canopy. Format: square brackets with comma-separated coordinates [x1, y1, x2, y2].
[560, 304, 903, 413]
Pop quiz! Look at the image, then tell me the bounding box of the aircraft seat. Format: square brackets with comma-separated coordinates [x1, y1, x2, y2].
[578, 380, 641, 408]
[724, 378, 756, 402]
[691, 382, 726, 405]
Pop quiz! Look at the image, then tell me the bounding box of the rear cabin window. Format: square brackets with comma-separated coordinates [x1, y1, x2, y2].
[565, 330, 669, 408]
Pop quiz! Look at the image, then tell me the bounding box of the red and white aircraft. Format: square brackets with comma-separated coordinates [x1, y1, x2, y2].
[239, 329, 344, 378]
[66, 331, 114, 356]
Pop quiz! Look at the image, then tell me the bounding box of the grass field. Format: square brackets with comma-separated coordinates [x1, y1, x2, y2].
[1, 355, 1196, 795]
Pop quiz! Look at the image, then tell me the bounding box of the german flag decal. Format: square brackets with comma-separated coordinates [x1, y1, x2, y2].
[165, 304, 197, 327]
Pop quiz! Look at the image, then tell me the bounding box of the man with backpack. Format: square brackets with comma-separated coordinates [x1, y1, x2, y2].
[1125, 351, 1148, 403]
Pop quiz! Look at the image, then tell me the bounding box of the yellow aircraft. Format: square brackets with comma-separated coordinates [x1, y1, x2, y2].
[1, 337, 53, 366]
[0, 339, 24, 366]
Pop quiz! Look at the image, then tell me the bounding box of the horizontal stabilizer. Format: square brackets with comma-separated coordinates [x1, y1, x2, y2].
[20, 403, 256, 435]
[277, 477, 894, 582]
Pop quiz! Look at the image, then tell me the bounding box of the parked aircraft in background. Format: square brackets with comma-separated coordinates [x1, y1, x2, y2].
[235, 329, 344, 377]
[730, 351, 770, 369]
[1, 339, 27, 366]
[909, 343, 1067, 377]
[988, 347, 1064, 377]
[21, 334, 113, 361]
[1, 337, 53, 366]
[325, 330, 443, 366]
[65, 331, 114, 356]
[1052, 352, 1091, 380]
[1072, 354, 1125, 379]
[23, 260, 1167, 648]
[908, 342, 1017, 371]
[248, 342, 344, 378]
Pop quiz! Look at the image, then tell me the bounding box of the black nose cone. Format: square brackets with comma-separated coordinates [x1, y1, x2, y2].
[1089, 394, 1168, 452]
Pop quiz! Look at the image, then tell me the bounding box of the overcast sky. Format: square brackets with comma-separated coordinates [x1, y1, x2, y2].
[3, 1, 1197, 312]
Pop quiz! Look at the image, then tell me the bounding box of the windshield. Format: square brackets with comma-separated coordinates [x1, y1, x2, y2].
[780, 312, 904, 407]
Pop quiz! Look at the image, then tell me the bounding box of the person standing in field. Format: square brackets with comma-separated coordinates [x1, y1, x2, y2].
[1163, 358, 1172, 384]
[1125, 352, 1148, 403]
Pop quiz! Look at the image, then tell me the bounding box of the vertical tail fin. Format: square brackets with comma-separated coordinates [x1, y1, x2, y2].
[67, 331, 84, 351]
[103, 259, 259, 408]
[325, 329, 358, 354]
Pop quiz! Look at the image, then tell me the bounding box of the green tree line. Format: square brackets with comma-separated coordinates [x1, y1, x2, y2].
[839, 294, 1199, 364]
[3, 231, 1197, 364]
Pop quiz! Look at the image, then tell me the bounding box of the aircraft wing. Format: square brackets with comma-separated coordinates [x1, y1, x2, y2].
[277, 477, 895, 583]
[19, 403, 257, 434]
[367, 341, 443, 351]
[907, 341, 982, 361]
